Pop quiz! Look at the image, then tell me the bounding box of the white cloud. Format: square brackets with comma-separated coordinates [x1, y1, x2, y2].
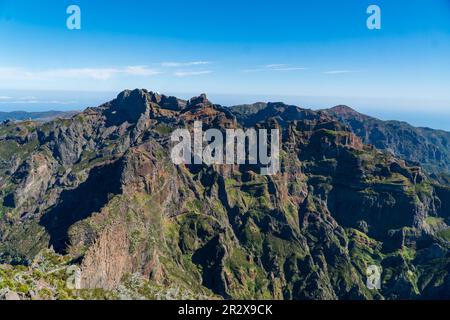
[0, 96, 12, 100]
[174, 70, 212, 77]
[16, 96, 37, 100]
[243, 64, 308, 73]
[161, 61, 211, 68]
[271, 67, 308, 71]
[121, 66, 162, 76]
[265, 64, 288, 68]
[0, 66, 161, 81]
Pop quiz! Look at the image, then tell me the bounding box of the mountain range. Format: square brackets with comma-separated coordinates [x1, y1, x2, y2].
[324, 106, 450, 181]
[0, 89, 449, 300]
[0, 111, 77, 123]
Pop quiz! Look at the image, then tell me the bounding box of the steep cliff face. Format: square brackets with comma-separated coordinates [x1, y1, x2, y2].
[0, 90, 449, 300]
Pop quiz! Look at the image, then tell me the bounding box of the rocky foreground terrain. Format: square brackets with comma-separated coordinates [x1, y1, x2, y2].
[0, 89, 449, 300]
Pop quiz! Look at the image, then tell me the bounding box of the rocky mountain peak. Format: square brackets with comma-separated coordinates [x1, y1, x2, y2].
[329, 105, 358, 114]
[327, 105, 371, 121]
[180, 94, 236, 128]
[103, 89, 151, 126]
[160, 95, 187, 111]
[231, 101, 333, 128]
[146, 91, 187, 111]
[186, 93, 210, 109]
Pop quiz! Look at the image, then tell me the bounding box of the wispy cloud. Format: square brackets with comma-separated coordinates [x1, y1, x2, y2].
[0, 96, 12, 100]
[18, 96, 37, 100]
[0, 66, 161, 80]
[264, 64, 288, 68]
[243, 64, 308, 73]
[174, 70, 212, 77]
[122, 66, 161, 76]
[271, 67, 308, 71]
[323, 70, 362, 74]
[161, 61, 211, 68]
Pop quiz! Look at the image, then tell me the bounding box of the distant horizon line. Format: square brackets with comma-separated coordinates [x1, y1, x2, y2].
[1, 88, 449, 107]
[1, 89, 450, 132]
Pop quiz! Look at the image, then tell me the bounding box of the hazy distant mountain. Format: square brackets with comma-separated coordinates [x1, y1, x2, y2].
[323, 105, 450, 177]
[0, 110, 78, 122]
[231, 103, 450, 178]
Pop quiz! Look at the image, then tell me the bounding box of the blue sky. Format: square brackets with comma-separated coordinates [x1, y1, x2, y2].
[0, 0, 450, 129]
